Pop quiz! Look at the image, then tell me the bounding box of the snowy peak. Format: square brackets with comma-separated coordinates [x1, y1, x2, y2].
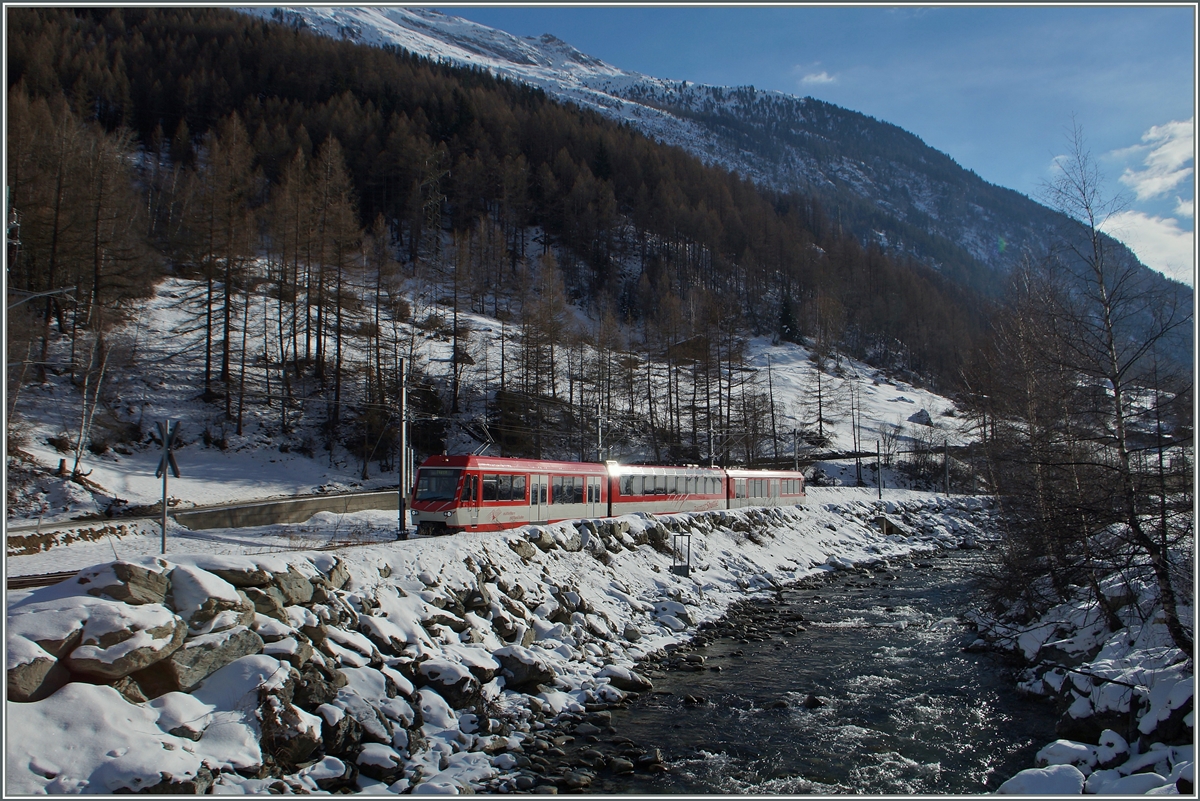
[243, 7, 633, 89]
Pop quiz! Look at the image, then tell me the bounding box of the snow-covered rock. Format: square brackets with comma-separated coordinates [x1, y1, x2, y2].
[996, 763, 1086, 794]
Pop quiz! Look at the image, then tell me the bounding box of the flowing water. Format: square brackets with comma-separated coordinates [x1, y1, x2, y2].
[600, 550, 1059, 794]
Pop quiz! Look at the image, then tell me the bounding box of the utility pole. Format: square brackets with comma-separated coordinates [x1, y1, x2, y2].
[944, 438, 950, 496]
[596, 403, 603, 462]
[793, 429, 799, 472]
[398, 357, 408, 539]
[876, 439, 882, 499]
[767, 354, 778, 463]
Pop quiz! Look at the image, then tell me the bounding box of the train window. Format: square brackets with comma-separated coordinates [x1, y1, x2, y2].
[587, 481, 598, 503]
[655, 475, 667, 495]
[552, 476, 583, 504]
[462, 475, 477, 502]
[415, 468, 462, 501]
[735, 479, 746, 499]
[621, 476, 634, 496]
[512, 475, 527, 502]
[496, 474, 512, 501]
[481, 474, 498, 501]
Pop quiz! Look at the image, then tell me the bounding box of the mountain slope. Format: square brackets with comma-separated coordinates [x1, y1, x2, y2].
[239, 6, 1186, 304]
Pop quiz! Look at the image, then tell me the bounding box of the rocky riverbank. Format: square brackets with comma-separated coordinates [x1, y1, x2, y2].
[967, 554, 1194, 795]
[7, 490, 999, 794]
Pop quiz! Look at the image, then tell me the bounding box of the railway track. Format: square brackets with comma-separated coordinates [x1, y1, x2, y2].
[7, 571, 80, 590]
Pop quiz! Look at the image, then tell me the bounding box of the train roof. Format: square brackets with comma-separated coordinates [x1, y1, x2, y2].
[419, 455, 804, 481]
[418, 454, 609, 473]
[724, 467, 807, 479]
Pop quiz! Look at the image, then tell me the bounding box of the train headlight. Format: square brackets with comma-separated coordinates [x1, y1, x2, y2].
[444, 511, 453, 518]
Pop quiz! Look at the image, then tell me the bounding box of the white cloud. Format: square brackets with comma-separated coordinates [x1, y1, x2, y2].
[801, 71, 836, 85]
[1099, 210, 1195, 286]
[1116, 117, 1194, 201]
[1176, 196, 1194, 218]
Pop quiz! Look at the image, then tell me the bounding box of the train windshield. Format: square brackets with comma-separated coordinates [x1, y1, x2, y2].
[414, 468, 462, 501]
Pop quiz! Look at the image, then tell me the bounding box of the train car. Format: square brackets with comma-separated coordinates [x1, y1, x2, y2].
[411, 454, 608, 535]
[724, 467, 807, 510]
[410, 455, 805, 535]
[606, 463, 728, 516]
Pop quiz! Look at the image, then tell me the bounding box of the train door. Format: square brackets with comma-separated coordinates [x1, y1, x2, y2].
[465, 473, 480, 527]
[588, 475, 602, 519]
[531, 474, 548, 523]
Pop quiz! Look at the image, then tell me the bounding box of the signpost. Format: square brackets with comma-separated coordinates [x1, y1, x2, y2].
[155, 420, 181, 554]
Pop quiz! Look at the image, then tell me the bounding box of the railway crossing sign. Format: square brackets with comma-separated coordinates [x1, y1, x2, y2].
[155, 420, 181, 554]
[155, 420, 181, 479]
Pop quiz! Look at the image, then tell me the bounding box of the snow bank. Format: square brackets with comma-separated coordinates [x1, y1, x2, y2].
[7, 491, 993, 793]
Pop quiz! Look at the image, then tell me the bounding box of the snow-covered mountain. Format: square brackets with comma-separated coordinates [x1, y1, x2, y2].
[234, 6, 1115, 290]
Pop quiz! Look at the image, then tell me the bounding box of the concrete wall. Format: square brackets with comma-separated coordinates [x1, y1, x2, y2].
[172, 490, 401, 531]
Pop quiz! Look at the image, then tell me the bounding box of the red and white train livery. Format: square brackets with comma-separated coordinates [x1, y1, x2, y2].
[410, 454, 805, 536]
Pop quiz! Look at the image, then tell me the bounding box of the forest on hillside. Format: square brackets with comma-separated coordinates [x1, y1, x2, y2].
[6, 7, 988, 464]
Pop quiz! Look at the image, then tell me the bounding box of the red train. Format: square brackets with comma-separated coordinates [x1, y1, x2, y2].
[410, 454, 806, 536]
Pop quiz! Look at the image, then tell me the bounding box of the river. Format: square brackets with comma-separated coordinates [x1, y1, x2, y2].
[596, 549, 1060, 794]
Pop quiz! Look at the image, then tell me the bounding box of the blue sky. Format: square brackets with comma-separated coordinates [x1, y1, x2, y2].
[437, 5, 1195, 285]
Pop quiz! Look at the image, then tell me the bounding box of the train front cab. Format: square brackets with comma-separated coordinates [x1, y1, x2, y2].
[411, 455, 608, 535]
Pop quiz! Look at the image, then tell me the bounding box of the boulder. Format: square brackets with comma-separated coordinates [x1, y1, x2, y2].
[163, 626, 265, 691]
[418, 659, 482, 709]
[461, 584, 492, 612]
[79, 561, 170, 606]
[120, 766, 216, 794]
[65, 603, 186, 680]
[166, 565, 251, 631]
[111, 675, 148, 703]
[531, 529, 558, 553]
[598, 665, 653, 693]
[318, 704, 365, 756]
[334, 687, 394, 743]
[272, 568, 315, 606]
[494, 645, 556, 693]
[508, 539, 537, 560]
[264, 637, 314, 669]
[324, 559, 351, 590]
[996, 764, 1085, 794]
[298, 757, 357, 793]
[356, 743, 406, 783]
[244, 586, 289, 622]
[259, 697, 323, 772]
[202, 565, 273, 588]
[6, 637, 71, 702]
[293, 660, 348, 711]
[7, 607, 86, 660]
[907, 408, 933, 426]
